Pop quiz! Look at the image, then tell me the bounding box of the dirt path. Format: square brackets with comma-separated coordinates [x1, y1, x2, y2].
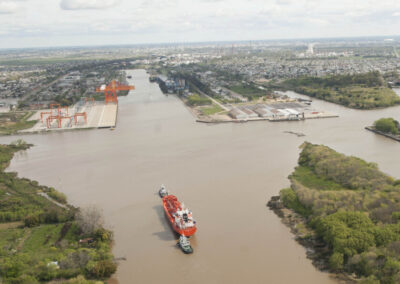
[16, 228, 31, 251]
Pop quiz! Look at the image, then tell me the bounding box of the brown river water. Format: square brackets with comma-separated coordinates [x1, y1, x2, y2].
[3, 70, 400, 284]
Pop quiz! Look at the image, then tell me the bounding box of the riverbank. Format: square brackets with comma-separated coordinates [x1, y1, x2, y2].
[0, 111, 37, 135]
[267, 142, 400, 284]
[279, 72, 400, 109]
[365, 126, 400, 142]
[177, 94, 338, 123]
[267, 196, 356, 284]
[0, 141, 116, 283]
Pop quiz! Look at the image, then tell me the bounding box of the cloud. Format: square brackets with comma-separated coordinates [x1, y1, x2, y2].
[60, 0, 120, 10]
[0, 0, 20, 14]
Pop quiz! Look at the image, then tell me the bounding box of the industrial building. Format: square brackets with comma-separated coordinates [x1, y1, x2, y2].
[228, 108, 248, 119]
[227, 104, 305, 121]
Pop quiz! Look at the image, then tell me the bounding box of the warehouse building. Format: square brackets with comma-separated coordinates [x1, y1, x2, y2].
[228, 108, 248, 119]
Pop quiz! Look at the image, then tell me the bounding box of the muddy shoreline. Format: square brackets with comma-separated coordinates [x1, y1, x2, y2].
[365, 126, 400, 142]
[267, 196, 357, 284]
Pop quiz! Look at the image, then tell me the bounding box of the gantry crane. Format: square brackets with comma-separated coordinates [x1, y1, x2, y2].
[44, 103, 72, 128]
[74, 112, 87, 125]
[41, 104, 68, 123]
[96, 80, 135, 104]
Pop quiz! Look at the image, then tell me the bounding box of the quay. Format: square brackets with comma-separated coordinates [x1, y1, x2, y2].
[20, 101, 118, 133]
[365, 126, 400, 142]
[196, 111, 338, 124]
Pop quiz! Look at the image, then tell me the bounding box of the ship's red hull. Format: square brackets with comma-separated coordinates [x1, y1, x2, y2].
[162, 195, 197, 236]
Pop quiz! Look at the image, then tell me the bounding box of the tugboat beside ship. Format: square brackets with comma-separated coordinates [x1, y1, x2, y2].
[178, 234, 193, 254]
[158, 185, 195, 254]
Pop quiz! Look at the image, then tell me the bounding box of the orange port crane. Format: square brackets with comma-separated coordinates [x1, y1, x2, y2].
[44, 103, 72, 128]
[96, 80, 135, 104]
[84, 97, 95, 105]
[50, 103, 68, 115]
[46, 115, 73, 128]
[74, 112, 87, 125]
[41, 103, 68, 123]
[46, 115, 61, 128]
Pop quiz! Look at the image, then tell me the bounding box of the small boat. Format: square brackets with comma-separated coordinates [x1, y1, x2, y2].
[177, 234, 193, 254]
[159, 185, 168, 198]
[162, 194, 196, 236]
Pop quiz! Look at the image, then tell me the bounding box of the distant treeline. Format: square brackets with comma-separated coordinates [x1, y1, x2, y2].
[279, 142, 400, 283]
[281, 71, 400, 109]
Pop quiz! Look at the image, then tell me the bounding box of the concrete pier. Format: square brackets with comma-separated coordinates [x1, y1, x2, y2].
[21, 101, 117, 133]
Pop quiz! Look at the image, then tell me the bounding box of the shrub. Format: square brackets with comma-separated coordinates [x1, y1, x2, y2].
[47, 188, 67, 204]
[65, 275, 98, 283]
[24, 215, 39, 227]
[314, 211, 376, 257]
[5, 274, 39, 284]
[60, 250, 91, 270]
[77, 206, 104, 236]
[280, 187, 312, 216]
[35, 263, 58, 281]
[374, 118, 399, 135]
[94, 228, 112, 242]
[85, 260, 116, 279]
[329, 252, 344, 270]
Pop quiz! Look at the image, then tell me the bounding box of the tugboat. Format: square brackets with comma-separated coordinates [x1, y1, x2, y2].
[159, 185, 168, 197]
[177, 234, 193, 254]
[162, 193, 196, 236]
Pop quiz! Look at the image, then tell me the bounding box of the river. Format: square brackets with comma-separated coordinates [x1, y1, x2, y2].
[2, 70, 400, 284]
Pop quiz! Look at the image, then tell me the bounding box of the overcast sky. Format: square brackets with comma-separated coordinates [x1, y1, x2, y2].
[0, 0, 400, 48]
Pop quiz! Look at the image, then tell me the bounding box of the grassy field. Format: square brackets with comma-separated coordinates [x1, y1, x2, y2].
[200, 104, 224, 116]
[294, 85, 400, 109]
[0, 111, 37, 135]
[0, 57, 109, 66]
[186, 93, 212, 106]
[290, 166, 347, 191]
[229, 83, 266, 98]
[282, 72, 400, 109]
[0, 142, 116, 283]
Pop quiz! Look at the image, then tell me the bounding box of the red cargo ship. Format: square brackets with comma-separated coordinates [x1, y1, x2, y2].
[162, 195, 197, 236]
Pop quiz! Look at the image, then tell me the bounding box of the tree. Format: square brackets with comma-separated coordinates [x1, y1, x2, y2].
[374, 118, 399, 135]
[76, 206, 104, 236]
[85, 260, 116, 279]
[329, 252, 344, 270]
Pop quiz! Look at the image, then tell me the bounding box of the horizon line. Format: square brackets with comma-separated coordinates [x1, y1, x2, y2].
[1, 34, 399, 51]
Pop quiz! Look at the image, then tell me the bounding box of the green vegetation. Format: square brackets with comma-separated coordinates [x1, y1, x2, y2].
[279, 142, 400, 283]
[229, 83, 267, 100]
[186, 94, 212, 106]
[0, 58, 86, 66]
[178, 72, 215, 97]
[374, 118, 400, 135]
[0, 142, 116, 283]
[282, 71, 400, 109]
[0, 111, 37, 135]
[200, 104, 224, 116]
